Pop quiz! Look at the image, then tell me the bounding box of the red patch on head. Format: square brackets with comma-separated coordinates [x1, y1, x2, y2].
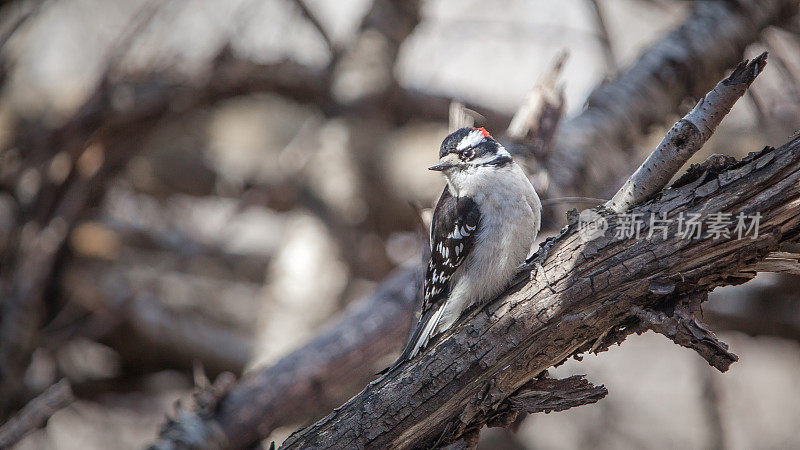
[476, 127, 491, 138]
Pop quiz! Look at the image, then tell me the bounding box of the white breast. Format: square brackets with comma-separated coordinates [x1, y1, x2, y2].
[437, 162, 540, 331]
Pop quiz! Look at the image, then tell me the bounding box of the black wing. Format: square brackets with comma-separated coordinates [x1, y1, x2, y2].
[385, 187, 480, 372]
[423, 188, 481, 311]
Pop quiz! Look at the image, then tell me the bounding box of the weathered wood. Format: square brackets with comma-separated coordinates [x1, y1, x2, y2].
[506, 50, 567, 146]
[632, 293, 738, 372]
[504, 375, 607, 414]
[280, 136, 800, 448]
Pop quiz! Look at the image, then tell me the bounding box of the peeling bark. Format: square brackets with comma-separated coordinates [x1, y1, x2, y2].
[504, 375, 607, 415]
[632, 293, 738, 372]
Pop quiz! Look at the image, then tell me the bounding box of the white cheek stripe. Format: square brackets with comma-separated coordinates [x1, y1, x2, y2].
[474, 144, 510, 165]
[457, 130, 486, 150]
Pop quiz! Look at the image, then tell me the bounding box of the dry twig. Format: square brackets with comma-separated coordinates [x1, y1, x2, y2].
[0, 380, 74, 448]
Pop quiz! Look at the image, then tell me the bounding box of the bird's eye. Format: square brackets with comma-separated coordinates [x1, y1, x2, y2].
[462, 149, 474, 160]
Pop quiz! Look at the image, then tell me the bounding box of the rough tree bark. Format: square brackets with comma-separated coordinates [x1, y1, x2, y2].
[280, 117, 800, 449]
[148, 1, 800, 447]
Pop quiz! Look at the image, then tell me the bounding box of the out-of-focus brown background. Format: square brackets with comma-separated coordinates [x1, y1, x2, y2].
[1, 0, 799, 448]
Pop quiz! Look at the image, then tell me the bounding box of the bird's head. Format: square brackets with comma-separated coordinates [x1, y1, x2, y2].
[430, 127, 513, 194]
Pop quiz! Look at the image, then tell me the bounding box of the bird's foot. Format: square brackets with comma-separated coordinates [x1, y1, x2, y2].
[525, 236, 554, 265]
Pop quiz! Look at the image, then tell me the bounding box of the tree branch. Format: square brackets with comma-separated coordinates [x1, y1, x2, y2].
[61, 259, 254, 375]
[0, 380, 73, 448]
[506, 50, 568, 160]
[147, 1, 800, 444]
[503, 375, 607, 415]
[545, 0, 798, 200]
[606, 52, 768, 212]
[149, 268, 421, 450]
[293, 0, 339, 63]
[281, 133, 800, 449]
[632, 293, 738, 372]
[585, 0, 617, 72]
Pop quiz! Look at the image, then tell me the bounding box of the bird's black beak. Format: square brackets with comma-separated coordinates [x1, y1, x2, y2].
[428, 163, 452, 171]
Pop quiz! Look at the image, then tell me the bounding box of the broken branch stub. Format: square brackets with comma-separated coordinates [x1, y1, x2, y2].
[632, 294, 738, 372]
[606, 53, 768, 213]
[504, 375, 607, 415]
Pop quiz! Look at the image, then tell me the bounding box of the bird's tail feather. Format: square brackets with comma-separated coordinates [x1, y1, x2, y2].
[380, 305, 444, 375]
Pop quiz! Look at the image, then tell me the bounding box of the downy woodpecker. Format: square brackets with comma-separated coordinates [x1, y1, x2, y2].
[392, 127, 542, 369]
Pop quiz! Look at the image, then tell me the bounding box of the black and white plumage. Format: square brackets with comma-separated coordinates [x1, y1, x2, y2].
[390, 127, 542, 369]
[424, 190, 479, 305]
